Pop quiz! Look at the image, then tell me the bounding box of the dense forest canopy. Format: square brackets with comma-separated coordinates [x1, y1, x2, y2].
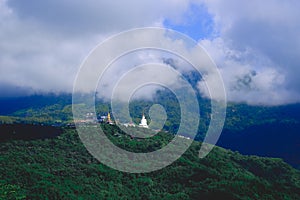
[1, 124, 300, 199]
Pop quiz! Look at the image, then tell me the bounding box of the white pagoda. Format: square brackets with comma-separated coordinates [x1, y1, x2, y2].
[139, 114, 149, 128]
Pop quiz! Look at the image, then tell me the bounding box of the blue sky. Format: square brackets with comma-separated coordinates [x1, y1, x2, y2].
[0, 0, 300, 105]
[164, 3, 216, 41]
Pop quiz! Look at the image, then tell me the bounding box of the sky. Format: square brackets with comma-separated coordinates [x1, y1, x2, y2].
[0, 0, 300, 105]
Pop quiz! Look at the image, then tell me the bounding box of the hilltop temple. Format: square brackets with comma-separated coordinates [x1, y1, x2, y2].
[139, 114, 149, 128]
[107, 112, 114, 125]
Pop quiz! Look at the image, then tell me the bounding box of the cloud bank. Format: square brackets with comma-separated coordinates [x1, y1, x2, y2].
[0, 0, 191, 94]
[198, 0, 300, 104]
[0, 0, 300, 105]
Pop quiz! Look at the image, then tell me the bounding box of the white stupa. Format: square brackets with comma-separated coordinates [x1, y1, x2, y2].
[139, 114, 149, 128]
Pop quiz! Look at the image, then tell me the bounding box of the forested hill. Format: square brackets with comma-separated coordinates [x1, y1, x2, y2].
[1, 93, 300, 131]
[1, 94, 300, 168]
[0, 94, 72, 116]
[0, 124, 300, 199]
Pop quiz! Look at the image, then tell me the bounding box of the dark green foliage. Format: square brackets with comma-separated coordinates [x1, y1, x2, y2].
[0, 124, 62, 142]
[0, 181, 26, 200]
[218, 121, 300, 168]
[0, 124, 300, 199]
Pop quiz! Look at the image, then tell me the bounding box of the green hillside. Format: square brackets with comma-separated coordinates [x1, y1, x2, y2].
[0, 124, 299, 199]
[2, 95, 300, 168]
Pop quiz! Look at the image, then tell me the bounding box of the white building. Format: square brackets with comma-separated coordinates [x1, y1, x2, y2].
[123, 122, 136, 127]
[139, 114, 149, 128]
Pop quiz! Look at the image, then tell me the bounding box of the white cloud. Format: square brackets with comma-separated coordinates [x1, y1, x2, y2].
[197, 0, 300, 104]
[73, 28, 223, 103]
[198, 38, 297, 105]
[0, 0, 192, 95]
[1, 0, 300, 105]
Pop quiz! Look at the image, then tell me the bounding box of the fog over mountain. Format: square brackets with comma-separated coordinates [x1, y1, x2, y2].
[1, 0, 300, 105]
